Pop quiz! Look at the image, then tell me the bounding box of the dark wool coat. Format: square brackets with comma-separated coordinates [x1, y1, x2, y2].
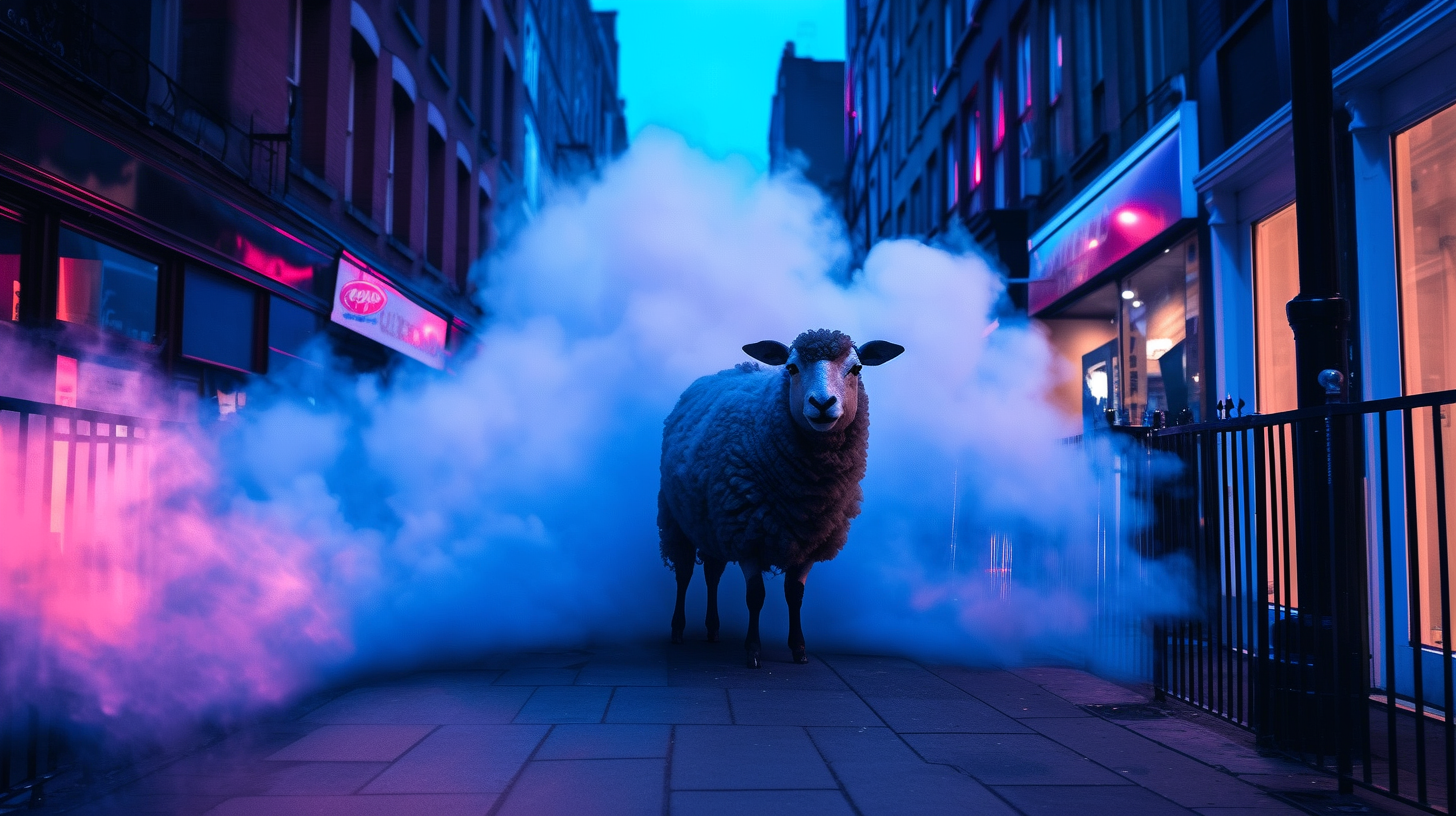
[658, 362, 870, 571]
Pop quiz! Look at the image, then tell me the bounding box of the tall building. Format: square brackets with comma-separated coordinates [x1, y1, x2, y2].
[769, 42, 846, 204]
[844, 0, 1441, 432]
[0, 0, 624, 419]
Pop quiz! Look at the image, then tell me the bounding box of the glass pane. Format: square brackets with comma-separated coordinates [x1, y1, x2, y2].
[1254, 203, 1300, 414]
[268, 294, 319, 357]
[0, 217, 19, 322]
[1395, 104, 1456, 648]
[1120, 237, 1194, 424]
[57, 228, 159, 342]
[182, 266, 256, 371]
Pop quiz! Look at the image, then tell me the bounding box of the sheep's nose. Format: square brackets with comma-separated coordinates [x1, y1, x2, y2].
[808, 395, 837, 411]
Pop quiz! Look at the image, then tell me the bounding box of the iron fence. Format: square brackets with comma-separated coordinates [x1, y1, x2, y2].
[1139, 387, 1456, 813]
[0, 394, 161, 806]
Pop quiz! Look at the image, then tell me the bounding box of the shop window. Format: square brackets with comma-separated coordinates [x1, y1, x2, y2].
[1253, 203, 1300, 414]
[56, 229, 158, 343]
[1395, 102, 1456, 648]
[1119, 237, 1199, 425]
[182, 266, 256, 372]
[0, 217, 20, 322]
[267, 295, 319, 370]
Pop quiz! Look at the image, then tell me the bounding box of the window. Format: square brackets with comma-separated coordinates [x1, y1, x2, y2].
[182, 266, 256, 371]
[426, 129, 447, 270]
[943, 1, 954, 73]
[502, 61, 517, 165]
[968, 105, 983, 210]
[429, 0, 449, 78]
[457, 0, 474, 108]
[991, 65, 1006, 208]
[267, 295, 319, 371]
[523, 11, 540, 105]
[481, 15, 497, 137]
[478, 186, 493, 261]
[455, 159, 472, 289]
[56, 229, 158, 343]
[286, 0, 301, 86]
[1118, 236, 1198, 425]
[1047, 4, 1062, 103]
[294, 0, 329, 174]
[523, 113, 540, 209]
[0, 217, 19, 322]
[387, 86, 414, 241]
[1253, 203, 1300, 414]
[943, 126, 957, 212]
[1017, 25, 1032, 114]
[1395, 103, 1456, 647]
[345, 37, 378, 209]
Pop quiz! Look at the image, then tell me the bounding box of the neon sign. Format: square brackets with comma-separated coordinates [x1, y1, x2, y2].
[330, 255, 447, 369]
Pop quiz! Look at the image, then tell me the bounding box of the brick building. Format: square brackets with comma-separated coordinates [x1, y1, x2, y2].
[769, 42, 846, 205]
[0, 0, 623, 418]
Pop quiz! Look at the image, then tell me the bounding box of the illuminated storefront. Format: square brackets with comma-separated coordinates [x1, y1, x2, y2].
[1028, 104, 1204, 431]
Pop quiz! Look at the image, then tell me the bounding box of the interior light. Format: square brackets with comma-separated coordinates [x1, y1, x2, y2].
[1163, 248, 1170, 253]
[1146, 338, 1174, 360]
[1131, 300, 1143, 308]
[1121, 289, 1135, 300]
[1087, 238, 1099, 249]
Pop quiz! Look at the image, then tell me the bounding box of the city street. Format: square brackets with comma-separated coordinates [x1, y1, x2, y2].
[50, 645, 1347, 816]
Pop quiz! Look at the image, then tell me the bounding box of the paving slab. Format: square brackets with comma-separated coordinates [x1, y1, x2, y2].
[361, 724, 548, 794]
[865, 695, 1034, 733]
[1012, 667, 1144, 705]
[820, 654, 970, 699]
[671, 725, 837, 790]
[265, 724, 435, 762]
[728, 689, 883, 726]
[670, 789, 857, 816]
[808, 725, 925, 765]
[534, 724, 671, 759]
[204, 794, 498, 815]
[1030, 715, 1276, 808]
[494, 759, 664, 816]
[906, 733, 1134, 786]
[302, 686, 535, 725]
[668, 657, 848, 690]
[257, 762, 390, 795]
[1126, 718, 1300, 775]
[575, 662, 669, 686]
[931, 667, 1093, 718]
[513, 686, 613, 723]
[993, 784, 1194, 816]
[606, 686, 732, 724]
[494, 668, 580, 686]
[68, 794, 229, 815]
[833, 759, 1021, 816]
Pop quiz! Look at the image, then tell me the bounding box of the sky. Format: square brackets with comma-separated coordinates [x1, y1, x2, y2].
[596, 0, 846, 170]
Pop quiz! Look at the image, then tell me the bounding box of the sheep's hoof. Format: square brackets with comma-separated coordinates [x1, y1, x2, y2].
[671, 629, 685, 644]
[791, 647, 809, 664]
[746, 649, 762, 669]
[706, 630, 719, 643]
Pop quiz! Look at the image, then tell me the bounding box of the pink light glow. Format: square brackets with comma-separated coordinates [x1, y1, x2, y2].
[235, 235, 315, 289]
[1116, 209, 1139, 226]
[1087, 239, 1099, 249]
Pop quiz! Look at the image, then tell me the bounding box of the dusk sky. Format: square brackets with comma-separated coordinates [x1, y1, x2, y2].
[597, 0, 846, 170]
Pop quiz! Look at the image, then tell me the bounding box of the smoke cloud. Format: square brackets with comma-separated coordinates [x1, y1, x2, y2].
[0, 130, 1186, 738]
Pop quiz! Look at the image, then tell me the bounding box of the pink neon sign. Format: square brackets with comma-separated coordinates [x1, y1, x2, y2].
[330, 255, 447, 369]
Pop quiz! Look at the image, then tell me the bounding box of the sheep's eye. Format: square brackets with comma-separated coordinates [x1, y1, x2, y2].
[848, 365, 863, 377]
[785, 363, 800, 375]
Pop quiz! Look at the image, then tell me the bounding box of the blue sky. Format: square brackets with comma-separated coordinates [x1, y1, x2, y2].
[596, 0, 846, 170]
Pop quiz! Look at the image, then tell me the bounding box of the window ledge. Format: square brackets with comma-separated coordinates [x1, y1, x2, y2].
[421, 260, 446, 280]
[1069, 133, 1109, 180]
[386, 235, 416, 261]
[345, 204, 382, 235]
[290, 162, 338, 201]
[456, 97, 477, 126]
[396, 5, 424, 48]
[428, 55, 452, 90]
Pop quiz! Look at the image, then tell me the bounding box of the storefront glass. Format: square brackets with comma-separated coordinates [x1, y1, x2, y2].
[0, 217, 19, 322]
[57, 228, 158, 343]
[1118, 236, 1202, 425]
[1254, 203, 1301, 414]
[1396, 101, 1456, 647]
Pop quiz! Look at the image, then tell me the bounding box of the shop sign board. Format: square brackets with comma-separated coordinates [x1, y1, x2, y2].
[1028, 106, 1197, 314]
[330, 255, 447, 369]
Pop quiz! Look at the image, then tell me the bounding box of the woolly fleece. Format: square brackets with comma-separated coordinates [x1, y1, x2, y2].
[658, 341, 871, 572]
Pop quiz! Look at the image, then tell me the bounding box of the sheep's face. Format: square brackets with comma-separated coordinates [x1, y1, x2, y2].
[743, 330, 904, 435]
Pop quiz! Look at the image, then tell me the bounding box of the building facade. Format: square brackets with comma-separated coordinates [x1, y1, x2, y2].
[845, 0, 1443, 434]
[769, 42, 846, 205]
[0, 0, 623, 419]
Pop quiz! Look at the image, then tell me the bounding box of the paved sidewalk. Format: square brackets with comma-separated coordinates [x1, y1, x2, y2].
[56, 644, 1358, 815]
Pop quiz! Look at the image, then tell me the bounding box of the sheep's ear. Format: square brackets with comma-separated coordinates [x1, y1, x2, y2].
[743, 341, 791, 366]
[857, 341, 905, 366]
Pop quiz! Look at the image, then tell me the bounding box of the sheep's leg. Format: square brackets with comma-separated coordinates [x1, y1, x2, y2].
[703, 559, 726, 642]
[741, 559, 766, 669]
[671, 560, 695, 644]
[785, 563, 813, 664]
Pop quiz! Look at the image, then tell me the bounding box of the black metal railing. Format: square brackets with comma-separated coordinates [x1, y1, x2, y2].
[1137, 388, 1456, 813]
[0, 394, 162, 807]
[1, 0, 288, 195]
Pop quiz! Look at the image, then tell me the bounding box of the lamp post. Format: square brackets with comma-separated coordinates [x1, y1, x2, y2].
[1283, 0, 1365, 789]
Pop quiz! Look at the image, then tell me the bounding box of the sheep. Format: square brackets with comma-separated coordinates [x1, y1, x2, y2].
[658, 329, 904, 668]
